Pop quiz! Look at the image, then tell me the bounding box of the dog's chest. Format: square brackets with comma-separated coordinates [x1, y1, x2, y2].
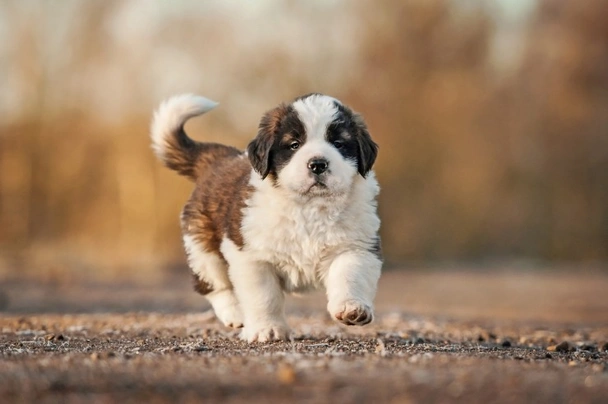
[242, 199, 351, 288]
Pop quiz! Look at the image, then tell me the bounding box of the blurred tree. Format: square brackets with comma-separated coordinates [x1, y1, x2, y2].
[0, 0, 606, 280]
[350, 0, 608, 262]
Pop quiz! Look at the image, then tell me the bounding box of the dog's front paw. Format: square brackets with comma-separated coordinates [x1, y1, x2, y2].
[207, 290, 244, 328]
[216, 304, 244, 329]
[329, 300, 374, 326]
[240, 323, 290, 343]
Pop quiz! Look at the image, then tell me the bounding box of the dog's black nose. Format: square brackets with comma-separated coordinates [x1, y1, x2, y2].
[308, 158, 328, 175]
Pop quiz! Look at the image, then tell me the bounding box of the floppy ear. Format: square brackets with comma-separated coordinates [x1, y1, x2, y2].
[247, 130, 273, 179]
[247, 104, 287, 179]
[352, 113, 378, 177]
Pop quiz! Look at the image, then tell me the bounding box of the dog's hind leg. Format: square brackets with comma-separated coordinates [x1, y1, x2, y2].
[183, 234, 243, 328]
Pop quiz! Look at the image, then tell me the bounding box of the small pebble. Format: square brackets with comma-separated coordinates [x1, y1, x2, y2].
[577, 343, 596, 352]
[90, 351, 115, 360]
[584, 376, 597, 388]
[501, 340, 512, 348]
[277, 364, 296, 384]
[547, 341, 571, 352]
[375, 339, 387, 355]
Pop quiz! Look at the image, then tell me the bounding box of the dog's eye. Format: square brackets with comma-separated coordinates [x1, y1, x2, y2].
[290, 141, 300, 150]
[333, 140, 344, 149]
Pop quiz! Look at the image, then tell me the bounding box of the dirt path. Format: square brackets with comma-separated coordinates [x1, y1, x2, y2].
[1, 269, 607, 403]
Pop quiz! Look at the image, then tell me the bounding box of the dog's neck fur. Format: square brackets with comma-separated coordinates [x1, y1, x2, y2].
[238, 170, 380, 292]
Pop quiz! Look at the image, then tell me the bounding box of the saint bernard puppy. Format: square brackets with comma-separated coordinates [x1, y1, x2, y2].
[151, 93, 382, 342]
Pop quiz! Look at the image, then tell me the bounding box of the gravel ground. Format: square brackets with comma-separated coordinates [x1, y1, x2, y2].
[1, 269, 607, 403]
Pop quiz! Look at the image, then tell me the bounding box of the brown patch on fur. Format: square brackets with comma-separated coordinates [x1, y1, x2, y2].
[192, 273, 214, 295]
[181, 154, 253, 255]
[161, 124, 242, 181]
[259, 103, 291, 140]
[247, 104, 305, 183]
[247, 103, 291, 179]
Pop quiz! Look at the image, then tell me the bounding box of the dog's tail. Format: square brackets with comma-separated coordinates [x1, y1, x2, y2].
[150, 94, 240, 181]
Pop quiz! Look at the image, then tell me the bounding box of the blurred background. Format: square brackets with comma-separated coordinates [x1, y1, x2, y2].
[1, 0, 607, 285]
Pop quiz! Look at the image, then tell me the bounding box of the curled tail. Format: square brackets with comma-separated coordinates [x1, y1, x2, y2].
[150, 94, 239, 180]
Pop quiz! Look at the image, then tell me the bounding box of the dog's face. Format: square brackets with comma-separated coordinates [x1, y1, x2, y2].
[247, 94, 378, 197]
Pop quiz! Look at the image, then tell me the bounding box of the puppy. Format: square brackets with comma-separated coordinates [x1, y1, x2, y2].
[151, 93, 382, 342]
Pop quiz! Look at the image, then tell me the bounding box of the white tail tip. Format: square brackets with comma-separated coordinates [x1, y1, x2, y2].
[150, 94, 218, 157]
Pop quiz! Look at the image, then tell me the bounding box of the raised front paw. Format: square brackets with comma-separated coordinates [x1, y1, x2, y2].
[329, 300, 374, 326]
[240, 323, 290, 343]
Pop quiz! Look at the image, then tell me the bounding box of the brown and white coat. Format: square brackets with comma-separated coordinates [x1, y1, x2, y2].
[151, 93, 382, 342]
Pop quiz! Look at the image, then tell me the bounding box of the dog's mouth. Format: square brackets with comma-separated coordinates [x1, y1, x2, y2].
[305, 180, 329, 194]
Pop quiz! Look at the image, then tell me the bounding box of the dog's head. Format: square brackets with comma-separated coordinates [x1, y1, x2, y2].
[247, 94, 377, 197]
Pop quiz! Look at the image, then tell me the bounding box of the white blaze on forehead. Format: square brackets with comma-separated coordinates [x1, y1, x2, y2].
[292, 95, 341, 141]
[278, 94, 357, 197]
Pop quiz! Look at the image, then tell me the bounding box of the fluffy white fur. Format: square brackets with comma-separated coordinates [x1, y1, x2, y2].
[150, 94, 218, 160]
[223, 170, 381, 342]
[183, 234, 243, 328]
